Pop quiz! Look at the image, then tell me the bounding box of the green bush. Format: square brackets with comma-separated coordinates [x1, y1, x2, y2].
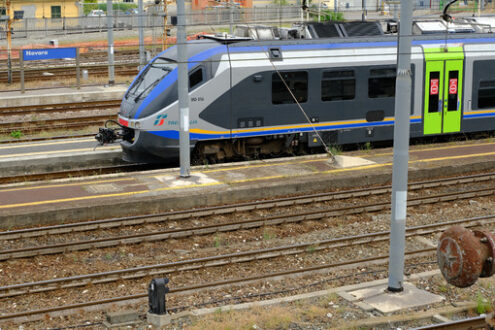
[313, 10, 344, 22]
[82, 0, 98, 15]
[10, 130, 23, 139]
[96, 3, 138, 12]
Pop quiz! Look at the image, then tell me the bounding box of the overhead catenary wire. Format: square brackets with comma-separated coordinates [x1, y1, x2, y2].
[263, 45, 336, 162]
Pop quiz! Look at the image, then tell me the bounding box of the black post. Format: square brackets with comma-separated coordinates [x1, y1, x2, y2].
[148, 278, 170, 315]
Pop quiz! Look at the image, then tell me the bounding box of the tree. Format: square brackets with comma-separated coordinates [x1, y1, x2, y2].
[83, 0, 98, 15]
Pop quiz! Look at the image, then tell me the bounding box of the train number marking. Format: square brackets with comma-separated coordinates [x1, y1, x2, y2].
[191, 96, 205, 102]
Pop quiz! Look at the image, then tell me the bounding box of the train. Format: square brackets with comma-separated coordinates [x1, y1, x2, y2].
[105, 21, 495, 164]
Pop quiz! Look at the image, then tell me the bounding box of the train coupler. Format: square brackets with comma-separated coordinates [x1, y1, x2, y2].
[95, 120, 134, 145]
[95, 127, 119, 145]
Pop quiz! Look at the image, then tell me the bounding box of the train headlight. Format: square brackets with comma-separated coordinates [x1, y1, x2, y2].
[135, 122, 141, 129]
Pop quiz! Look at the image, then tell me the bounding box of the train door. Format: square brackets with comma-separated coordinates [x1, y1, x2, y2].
[423, 47, 464, 135]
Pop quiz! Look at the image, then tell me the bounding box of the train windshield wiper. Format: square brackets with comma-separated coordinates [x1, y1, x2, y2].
[134, 78, 161, 102]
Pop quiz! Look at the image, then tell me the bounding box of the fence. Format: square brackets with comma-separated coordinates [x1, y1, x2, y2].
[1, 6, 303, 40]
[2, 2, 494, 40]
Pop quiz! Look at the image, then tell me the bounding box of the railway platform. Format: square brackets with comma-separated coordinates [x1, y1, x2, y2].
[1, 140, 495, 229]
[0, 84, 127, 108]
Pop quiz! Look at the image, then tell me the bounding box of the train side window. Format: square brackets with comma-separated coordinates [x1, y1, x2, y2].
[368, 68, 396, 98]
[321, 70, 355, 102]
[478, 80, 495, 109]
[189, 67, 204, 90]
[272, 71, 308, 105]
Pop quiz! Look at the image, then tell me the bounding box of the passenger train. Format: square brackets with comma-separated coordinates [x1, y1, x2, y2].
[108, 21, 495, 163]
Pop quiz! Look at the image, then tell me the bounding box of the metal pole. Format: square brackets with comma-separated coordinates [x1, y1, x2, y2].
[20, 50, 24, 93]
[106, 0, 115, 85]
[138, 0, 145, 68]
[76, 47, 80, 89]
[162, 0, 168, 51]
[6, 0, 12, 84]
[177, 0, 190, 177]
[387, 0, 413, 292]
[362, 0, 366, 21]
[229, 0, 234, 34]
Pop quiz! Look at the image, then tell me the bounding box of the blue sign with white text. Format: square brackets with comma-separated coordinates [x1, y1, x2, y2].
[23, 48, 77, 61]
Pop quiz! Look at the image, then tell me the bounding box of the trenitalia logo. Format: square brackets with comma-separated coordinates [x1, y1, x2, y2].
[154, 114, 168, 126]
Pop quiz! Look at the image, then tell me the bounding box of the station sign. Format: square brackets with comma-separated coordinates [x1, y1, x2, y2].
[23, 48, 77, 61]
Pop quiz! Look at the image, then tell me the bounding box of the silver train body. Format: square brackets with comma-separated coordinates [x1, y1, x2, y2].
[118, 33, 495, 163]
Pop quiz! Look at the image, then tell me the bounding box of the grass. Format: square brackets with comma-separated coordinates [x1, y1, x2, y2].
[327, 144, 342, 156]
[476, 293, 492, 314]
[9, 130, 23, 139]
[360, 141, 372, 152]
[188, 306, 295, 330]
[306, 244, 317, 253]
[214, 235, 223, 248]
[263, 229, 276, 240]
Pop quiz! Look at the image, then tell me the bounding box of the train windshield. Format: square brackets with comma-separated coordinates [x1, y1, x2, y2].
[126, 57, 177, 102]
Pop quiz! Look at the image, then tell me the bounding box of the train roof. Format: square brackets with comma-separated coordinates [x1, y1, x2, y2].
[155, 22, 495, 65]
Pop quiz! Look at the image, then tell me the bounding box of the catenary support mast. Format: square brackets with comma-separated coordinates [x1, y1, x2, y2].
[177, 0, 191, 177]
[387, 0, 413, 292]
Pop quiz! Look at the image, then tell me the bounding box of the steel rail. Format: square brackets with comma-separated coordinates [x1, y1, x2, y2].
[0, 99, 121, 116]
[1, 184, 495, 260]
[0, 64, 139, 83]
[0, 114, 115, 129]
[1, 171, 494, 241]
[0, 215, 493, 299]
[0, 133, 95, 145]
[416, 315, 490, 329]
[0, 247, 435, 323]
[0, 115, 116, 135]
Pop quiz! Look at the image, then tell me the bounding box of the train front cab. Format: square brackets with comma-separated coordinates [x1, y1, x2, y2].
[422, 46, 464, 136]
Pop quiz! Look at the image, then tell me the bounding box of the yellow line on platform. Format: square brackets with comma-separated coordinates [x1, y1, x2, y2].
[0, 190, 150, 209]
[0, 138, 95, 150]
[371, 141, 495, 157]
[2, 150, 495, 210]
[410, 150, 495, 163]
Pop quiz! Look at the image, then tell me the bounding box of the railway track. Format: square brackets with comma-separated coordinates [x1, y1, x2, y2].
[0, 63, 139, 83]
[1, 173, 494, 324]
[0, 133, 96, 144]
[0, 214, 492, 300]
[417, 315, 493, 329]
[0, 114, 116, 135]
[2, 172, 495, 260]
[0, 237, 440, 323]
[0, 99, 121, 117]
[3, 171, 494, 239]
